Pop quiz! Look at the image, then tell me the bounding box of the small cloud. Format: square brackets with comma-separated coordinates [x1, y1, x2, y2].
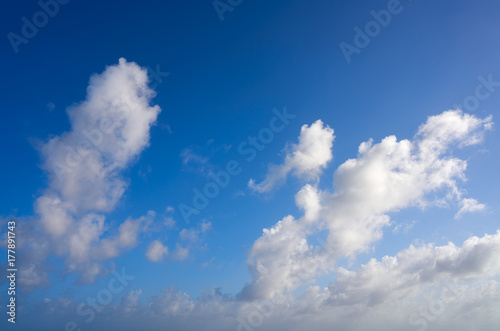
[233, 190, 245, 198]
[455, 198, 486, 219]
[180, 147, 212, 175]
[166, 206, 174, 213]
[160, 123, 173, 134]
[201, 220, 212, 233]
[172, 244, 190, 261]
[201, 257, 215, 268]
[179, 228, 199, 242]
[138, 165, 152, 180]
[46, 102, 55, 112]
[119, 290, 142, 314]
[249, 119, 335, 193]
[164, 216, 176, 229]
[146, 240, 168, 262]
[392, 220, 416, 234]
[181, 148, 209, 165]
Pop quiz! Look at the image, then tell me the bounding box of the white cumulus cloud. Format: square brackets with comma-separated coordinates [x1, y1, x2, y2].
[146, 240, 169, 262]
[455, 198, 486, 219]
[240, 110, 493, 300]
[249, 119, 334, 193]
[25, 58, 161, 283]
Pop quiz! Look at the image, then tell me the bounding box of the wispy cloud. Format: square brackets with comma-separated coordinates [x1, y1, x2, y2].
[24, 58, 161, 284]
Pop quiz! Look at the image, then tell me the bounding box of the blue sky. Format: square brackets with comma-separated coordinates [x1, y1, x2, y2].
[1, 0, 500, 330]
